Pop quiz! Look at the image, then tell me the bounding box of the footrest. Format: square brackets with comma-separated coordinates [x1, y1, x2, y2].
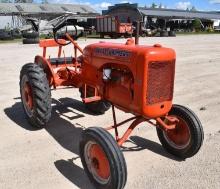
[83, 96, 101, 103]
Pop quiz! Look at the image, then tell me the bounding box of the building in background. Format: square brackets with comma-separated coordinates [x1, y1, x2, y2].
[0, 2, 98, 29]
[103, 3, 220, 32]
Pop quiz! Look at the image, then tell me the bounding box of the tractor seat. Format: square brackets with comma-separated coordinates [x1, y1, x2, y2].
[48, 57, 74, 65]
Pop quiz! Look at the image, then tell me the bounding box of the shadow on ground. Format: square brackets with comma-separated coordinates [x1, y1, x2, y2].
[4, 97, 95, 188]
[54, 159, 95, 189]
[4, 97, 181, 188]
[122, 136, 182, 161]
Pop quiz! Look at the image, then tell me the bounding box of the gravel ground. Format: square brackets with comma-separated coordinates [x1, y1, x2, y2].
[0, 35, 220, 189]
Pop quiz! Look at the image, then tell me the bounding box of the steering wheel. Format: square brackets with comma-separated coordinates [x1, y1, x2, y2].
[53, 18, 82, 46]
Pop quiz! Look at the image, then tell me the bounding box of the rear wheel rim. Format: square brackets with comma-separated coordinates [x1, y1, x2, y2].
[21, 76, 33, 117]
[163, 116, 191, 150]
[84, 141, 110, 185]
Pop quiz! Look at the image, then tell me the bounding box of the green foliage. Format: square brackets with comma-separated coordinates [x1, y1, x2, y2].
[192, 19, 202, 32]
[190, 6, 197, 11]
[151, 3, 157, 8]
[41, 0, 49, 4]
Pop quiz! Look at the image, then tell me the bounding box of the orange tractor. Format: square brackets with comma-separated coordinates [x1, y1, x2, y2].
[20, 19, 203, 189]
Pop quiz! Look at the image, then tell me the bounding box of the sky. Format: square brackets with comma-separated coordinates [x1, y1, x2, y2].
[34, 0, 220, 11]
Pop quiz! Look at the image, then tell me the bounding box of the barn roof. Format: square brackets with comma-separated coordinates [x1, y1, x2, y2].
[139, 7, 220, 20]
[104, 3, 220, 20]
[0, 3, 97, 16]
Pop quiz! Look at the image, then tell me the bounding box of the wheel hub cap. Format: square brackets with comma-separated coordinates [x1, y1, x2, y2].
[84, 142, 110, 184]
[164, 116, 191, 149]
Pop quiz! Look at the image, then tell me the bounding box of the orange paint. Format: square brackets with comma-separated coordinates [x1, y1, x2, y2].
[35, 36, 176, 145]
[89, 144, 110, 180]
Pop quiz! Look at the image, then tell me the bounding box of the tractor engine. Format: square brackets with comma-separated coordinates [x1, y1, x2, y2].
[82, 40, 176, 118]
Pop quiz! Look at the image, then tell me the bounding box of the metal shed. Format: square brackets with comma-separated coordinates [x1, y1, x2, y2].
[103, 3, 220, 22]
[0, 3, 98, 19]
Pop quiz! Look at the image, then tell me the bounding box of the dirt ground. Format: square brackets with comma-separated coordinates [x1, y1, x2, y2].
[0, 35, 220, 189]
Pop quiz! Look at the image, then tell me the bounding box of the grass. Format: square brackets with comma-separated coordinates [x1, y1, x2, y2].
[176, 31, 220, 35]
[0, 38, 22, 44]
[1, 32, 219, 44]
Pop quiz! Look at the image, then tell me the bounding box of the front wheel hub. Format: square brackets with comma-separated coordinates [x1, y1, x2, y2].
[163, 116, 191, 149]
[84, 141, 110, 184]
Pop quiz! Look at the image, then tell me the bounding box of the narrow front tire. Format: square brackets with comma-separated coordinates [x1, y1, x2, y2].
[80, 127, 127, 189]
[157, 104, 204, 159]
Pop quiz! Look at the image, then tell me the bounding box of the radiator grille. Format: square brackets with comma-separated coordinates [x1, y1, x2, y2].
[147, 61, 175, 105]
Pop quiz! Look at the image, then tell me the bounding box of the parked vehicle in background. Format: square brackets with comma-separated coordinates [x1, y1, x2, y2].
[19, 18, 40, 44]
[213, 19, 220, 31]
[0, 29, 13, 40]
[96, 15, 133, 38]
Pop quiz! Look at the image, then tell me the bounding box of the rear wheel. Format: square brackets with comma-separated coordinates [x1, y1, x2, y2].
[160, 31, 169, 37]
[23, 38, 39, 44]
[169, 31, 176, 37]
[22, 31, 39, 39]
[80, 127, 127, 189]
[157, 104, 204, 159]
[20, 63, 52, 128]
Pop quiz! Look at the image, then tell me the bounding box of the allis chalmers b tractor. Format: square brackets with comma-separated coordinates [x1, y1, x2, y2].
[20, 19, 204, 189]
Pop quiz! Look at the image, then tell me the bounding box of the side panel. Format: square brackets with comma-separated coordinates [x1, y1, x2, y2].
[104, 17, 108, 32]
[96, 16, 117, 33]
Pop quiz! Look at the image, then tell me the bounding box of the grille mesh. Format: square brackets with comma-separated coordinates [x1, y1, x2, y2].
[147, 61, 175, 105]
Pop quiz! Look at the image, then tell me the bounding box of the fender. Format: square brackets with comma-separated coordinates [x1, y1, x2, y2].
[34, 55, 57, 88]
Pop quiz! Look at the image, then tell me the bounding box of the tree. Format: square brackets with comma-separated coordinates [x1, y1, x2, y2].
[151, 3, 157, 8]
[41, 0, 49, 4]
[192, 18, 201, 32]
[190, 6, 197, 11]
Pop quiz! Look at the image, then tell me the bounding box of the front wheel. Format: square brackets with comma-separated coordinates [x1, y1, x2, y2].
[80, 127, 127, 189]
[157, 104, 204, 159]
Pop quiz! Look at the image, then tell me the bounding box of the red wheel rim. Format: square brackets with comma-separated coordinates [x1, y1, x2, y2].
[164, 116, 191, 149]
[23, 81, 33, 110]
[84, 142, 110, 184]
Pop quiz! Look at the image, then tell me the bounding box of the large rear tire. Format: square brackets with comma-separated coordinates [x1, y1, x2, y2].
[22, 32, 39, 39]
[20, 63, 52, 128]
[80, 127, 127, 189]
[23, 38, 39, 44]
[157, 104, 204, 159]
[160, 30, 169, 37]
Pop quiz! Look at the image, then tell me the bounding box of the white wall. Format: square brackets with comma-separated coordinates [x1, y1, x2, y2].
[213, 19, 220, 27]
[0, 16, 12, 29]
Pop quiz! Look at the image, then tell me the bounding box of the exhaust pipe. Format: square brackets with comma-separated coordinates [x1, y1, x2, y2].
[135, 21, 140, 45]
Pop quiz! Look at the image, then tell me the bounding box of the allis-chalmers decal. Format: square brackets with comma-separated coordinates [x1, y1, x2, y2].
[94, 48, 131, 59]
